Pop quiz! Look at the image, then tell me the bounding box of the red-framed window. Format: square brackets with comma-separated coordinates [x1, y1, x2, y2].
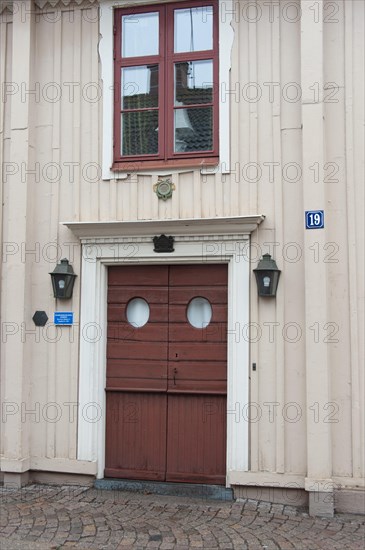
[113, 0, 219, 170]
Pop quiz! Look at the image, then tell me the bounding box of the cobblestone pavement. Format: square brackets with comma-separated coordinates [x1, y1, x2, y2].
[0, 485, 364, 549]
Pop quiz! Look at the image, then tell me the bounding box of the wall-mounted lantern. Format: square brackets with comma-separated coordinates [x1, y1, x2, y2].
[50, 258, 77, 300]
[253, 254, 281, 297]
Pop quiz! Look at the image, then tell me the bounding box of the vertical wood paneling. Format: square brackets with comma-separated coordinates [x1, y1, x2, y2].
[238, 6, 259, 471]
[81, 7, 100, 222]
[272, 1, 285, 475]
[178, 172, 193, 219]
[256, 1, 274, 221]
[32, 11, 57, 460]
[2, 0, 34, 466]
[105, 392, 168, 479]
[256, 1, 276, 473]
[247, 1, 258, 215]
[301, 0, 333, 484]
[0, 17, 12, 458]
[171, 173, 180, 219]
[214, 169, 224, 218]
[166, 395, 226, 484]
[29, 6, 86, 462]
[193, 169, 202, 218]
[236, 12, 251, 218]
[129, 175, 138, 219]
[0, 20, 7, 258]
[137, 175, 152, 219]
[79, 7, 92, 222]
[282, 126, 307, 477]
[201, 174, 216, 218]
[227, 12, 239, 217]
[324, 0, 352, 477]
[73, 8, 81, 221]
[249, 227, 259, 472]
[59, 11, 76, 223]
[344, 0, 365, 480]
[352, 0, 365, 481]
[280, 2, 306, 476]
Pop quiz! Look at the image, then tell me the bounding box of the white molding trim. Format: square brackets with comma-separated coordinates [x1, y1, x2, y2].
[0, 2, 99, 19]
[332, 477, 365, 489]
[229, 471, 306, 488]
[30, 457, 98, 475]
[69, 215, 265, 482]
[0, 457, 31, 473]
[99, 0, 234, 180]
[0, 456, 97, 475]
[34, 0, 98, 8]
[63, 215, 265, 240]
[99, 0, 116, 181]
[218, 0, 234, 174]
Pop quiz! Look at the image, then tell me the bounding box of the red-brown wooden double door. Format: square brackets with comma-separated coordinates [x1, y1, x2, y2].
[105, 264, 227, 484]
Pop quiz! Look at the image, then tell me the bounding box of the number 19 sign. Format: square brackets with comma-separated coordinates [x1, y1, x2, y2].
[305, 210, 324, 229]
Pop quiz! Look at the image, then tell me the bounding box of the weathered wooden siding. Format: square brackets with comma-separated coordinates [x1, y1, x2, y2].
[0, 0, 364, 487]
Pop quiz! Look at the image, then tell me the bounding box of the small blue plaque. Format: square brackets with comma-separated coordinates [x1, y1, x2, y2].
[305, 210, 324, 229]
[54, 312, 74, 326]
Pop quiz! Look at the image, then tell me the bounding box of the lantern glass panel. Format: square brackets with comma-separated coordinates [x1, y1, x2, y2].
[253, 254, 281, 297]
[51, 273, 76, 299]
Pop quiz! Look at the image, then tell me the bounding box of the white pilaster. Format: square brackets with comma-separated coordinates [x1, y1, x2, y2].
[2, 0, 35, 473]
[301, 0, 333, 516]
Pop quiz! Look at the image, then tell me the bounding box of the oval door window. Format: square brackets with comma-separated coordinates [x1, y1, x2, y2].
[126, 298, 150, 328]
[187, 297, 212, 329]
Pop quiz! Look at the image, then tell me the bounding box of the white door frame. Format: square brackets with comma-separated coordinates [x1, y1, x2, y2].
[65, 216, 264, 484]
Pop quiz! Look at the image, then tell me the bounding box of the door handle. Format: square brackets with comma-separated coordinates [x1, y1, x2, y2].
[173, 368, 178, 386]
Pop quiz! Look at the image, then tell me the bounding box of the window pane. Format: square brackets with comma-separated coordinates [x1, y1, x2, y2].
[175, 61, 213, 105]
[174, 107, 213, 152]
[122, 111, 159, 156]
[187, 297, 212, 329]
[126, 298, 150, 328]
[174, 6, 213, 53]
[122, 65, 159, 109]
[122, 13, 159, 57]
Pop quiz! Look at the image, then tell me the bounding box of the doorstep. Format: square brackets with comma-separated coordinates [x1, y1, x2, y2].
[94, 478, 234, 501]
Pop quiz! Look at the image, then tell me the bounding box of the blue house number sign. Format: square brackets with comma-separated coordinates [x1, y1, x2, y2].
[305, 210, 324, 229]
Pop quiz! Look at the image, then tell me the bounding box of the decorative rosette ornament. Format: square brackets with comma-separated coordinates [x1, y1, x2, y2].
[153, 177, 175, 201]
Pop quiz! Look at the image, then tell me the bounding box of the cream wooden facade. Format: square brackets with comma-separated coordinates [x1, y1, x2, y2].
[0, 0, 364, 516]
